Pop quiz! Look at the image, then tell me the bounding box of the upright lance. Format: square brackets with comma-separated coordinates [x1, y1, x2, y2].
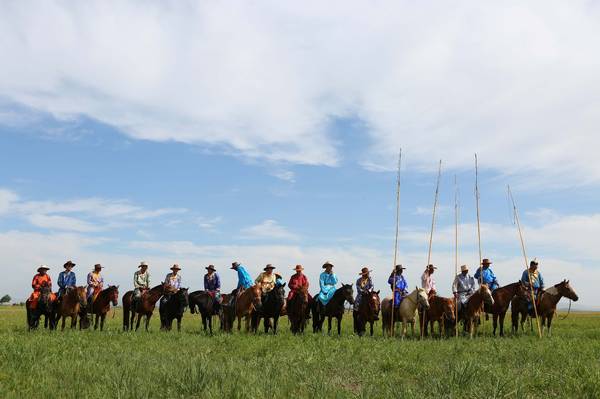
[390, 148, 402, 337]
[454, 175, 459, 338]
[508, 185, 543, 339]
[474, 154, 486, 336]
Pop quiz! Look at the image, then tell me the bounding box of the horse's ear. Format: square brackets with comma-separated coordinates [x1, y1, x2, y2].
[376, 290, 380, 295]
[282, 283, 286, 288]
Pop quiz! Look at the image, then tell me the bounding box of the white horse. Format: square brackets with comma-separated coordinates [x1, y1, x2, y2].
[382, 287, 430, 338]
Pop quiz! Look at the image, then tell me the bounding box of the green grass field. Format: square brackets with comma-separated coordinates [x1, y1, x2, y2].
[0, 306, 599, 398]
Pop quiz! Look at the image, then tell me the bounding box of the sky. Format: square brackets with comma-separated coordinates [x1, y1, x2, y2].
[1, 1, 599, 309]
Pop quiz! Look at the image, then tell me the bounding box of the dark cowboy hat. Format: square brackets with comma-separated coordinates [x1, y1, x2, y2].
[427, 264, 438, 270]
[481, 258, 493, 265]
[394, 264, 406, 272]
[322, 261, 334, 269]
[206, 265, 216, 272]
[37, 265, 50, 273]
[530, 258, 539, 267]
[170, 264, 181, 271]
[94, 264, 103, 270]
[230, 261, 240, 269]
[63, 260, 76, 268]
[359, 267, 372, 275]
[293, 264, 304, 271]
[264, 264, 276, 271]
[138, 261, 148, 268]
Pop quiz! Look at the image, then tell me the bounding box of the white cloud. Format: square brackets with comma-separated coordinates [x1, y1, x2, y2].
[27, 213, 102, 233]
[0, 189, 19, 215]
[240, 219, 299, 241]
[196, 216, 222, 231]
[1, 2, 600, 184]
[270, 170, 296, 183]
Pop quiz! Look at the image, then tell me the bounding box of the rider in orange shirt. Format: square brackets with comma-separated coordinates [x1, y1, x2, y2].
[29, 265, 56, 309]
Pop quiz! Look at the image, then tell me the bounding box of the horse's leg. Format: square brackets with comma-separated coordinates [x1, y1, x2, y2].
[71, 315, 77, 329]
[469, 319, 474, 339]
[61, 316, 66, 331]
[237, 316, 241, 331]
[177, 317, 181, 332]
[94, 314, 99, 330]
[100, 314, 106, 331]
[273, 316, 279, 335]
[547, 314, 553, 337]
[145, 314, 152, 332]
[337, 316, 341, 336]
[370, 321, 374, 337]
[499, 312, 505, 337]
[208, 315, 213, 335]
[327, 316, 332, 335]
[492, 313, 498, 336]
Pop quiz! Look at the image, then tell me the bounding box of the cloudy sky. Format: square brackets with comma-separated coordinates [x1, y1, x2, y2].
[1, 1, 599, 309]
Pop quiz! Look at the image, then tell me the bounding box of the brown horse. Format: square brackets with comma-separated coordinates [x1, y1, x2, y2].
[482, 282, 528, 337]
[424, 291, 455, 338]
[26, 287, 56, 331]
[288, 286, 309, 334]
[353, 290, 381, 337]
[462, 284, 494, 338]
[89, 285, 119, 331]
[122, 284, 164, 331]
[511, 280, 579, 336]
[235, 285, 262, 332]
[56, 286, 87, 330]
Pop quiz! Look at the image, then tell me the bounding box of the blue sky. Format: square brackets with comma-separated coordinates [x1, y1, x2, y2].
[1, 1, 599, 308]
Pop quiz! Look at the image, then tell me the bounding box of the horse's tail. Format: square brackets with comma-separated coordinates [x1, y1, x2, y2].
[189, 297, 197, 314]
[122, 292, 131, 330]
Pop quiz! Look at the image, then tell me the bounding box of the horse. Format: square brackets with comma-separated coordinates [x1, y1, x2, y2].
[251, 283, 286, 334]
[288, 286, 310, 334]
[423, 291, 455, 338]
[482, 281, 528, 336]
[381, 287, 429, 339]
[219, 292, 236, 333]
[189, 290, 219, 334]
[312, 284, 354, 335]
[160, 288, 189, 332]
[234, 285, 263, 332]
[353, 290, 381, 337]
[511, 279, 579, 336]
[55, 286, 87, 330]
[89, 285, 119, 331]
[462, 284, 494, 338]
[122, 284, 165, 332]
[26, 286, 56, 331]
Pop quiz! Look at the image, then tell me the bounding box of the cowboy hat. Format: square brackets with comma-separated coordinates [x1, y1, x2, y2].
[481, 259, 493, 265]
[138, 261, 148, 268]
[37, 265, 50, 273]
[206, 265, 216, 272]
[322, 261, 334, 269]
[359, 267, 372, 275]
[170, 264, 181, 271]
[530, 258, 539, 267]
[394, 264, 406, 272]
[264, 264, 276, 271]
[230, 261, 240, 269]
[427, 264, 438, 270]
[460, 265, 469, 272]
[63, 260, 76, 268]
[293, 264, 304, 271]
[94, 264, 103, 270]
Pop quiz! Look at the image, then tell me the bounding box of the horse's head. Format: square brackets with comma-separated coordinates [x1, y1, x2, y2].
[557, 280, 579, 302]
[516, 281, 529, 299]
[367, 290, 381, 316]
[443, 298, 455, 322]
[298, 286, 309, 304]
[416, 287, 430, 309]
[178, 288, 190, 310]
[341, 284, 354, 305]
[274, 283, 286, 301]
[480, 284, 494, 306]
[39, 287, 54, 312]
[76, 286, 87, 308]
[109, 285, 119, 306]
[251, 284, 262, 309]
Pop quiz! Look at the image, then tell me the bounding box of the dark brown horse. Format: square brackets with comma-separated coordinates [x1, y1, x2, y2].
[353, 290, 381, 337]
[511, 280, 579, 336]
[189, 290, 219, 334]
[89, 285, 119, 331]
[160, 288, 189, 332]
[251, 283, 286, 334]
[462, 284, 494, 338]
[482, 282, 528, 336]
[312, 284, 355, 335]
[235, 285, 263, 332]
[26, 287, 56, 331]
[288, 286, 310, 334]
[219, 292, 236, 333]
[424, 291, 455, 338]
[55, 286, 87, 330]
[122, 284, 164, 331]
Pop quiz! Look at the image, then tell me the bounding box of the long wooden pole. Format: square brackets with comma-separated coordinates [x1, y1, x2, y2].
[454, 175, 459, 338]
[474, 154, 485, 336]
[390, 149, 402, 337]
[421, 160, 442, 338]
[508, 185, 543, 339]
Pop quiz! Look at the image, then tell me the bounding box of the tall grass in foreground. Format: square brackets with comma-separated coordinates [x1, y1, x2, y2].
[1, 307, 599, 398]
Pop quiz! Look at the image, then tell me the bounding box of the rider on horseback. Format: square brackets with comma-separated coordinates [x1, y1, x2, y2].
[160, 264, 181, 307]
[452, 264, 476, 315]
[57, 260, 77, 298]
[86, 264, 104, 310]
[388, 265, 408, 308]
[204, 264, 221, 311]
[355, 267, 377, 320]
[132, 261, 151, 311]
[521, 259, 545, 312]
[317, 261, 338, 306]
[474, 258, 499, 291]
[29, 265, 55, 309]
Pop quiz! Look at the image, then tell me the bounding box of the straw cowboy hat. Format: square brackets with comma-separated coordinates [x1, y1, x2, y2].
[94, 264, 103, 270]
[263, 264, 276, 271]
[138, 261, 148, 268]
[206, 265, 216, 272]
[460, 265, 469, 272]
[170, 264, 181, 271]
[359, 267, 372, 276]
[293, 265, 304, 272]
[37, 265, 50, 273]
[322, 261, 334, 269]
[481, 259, 493, 266]
[63, 260, 76, 268]
[230, 261, 240, 269]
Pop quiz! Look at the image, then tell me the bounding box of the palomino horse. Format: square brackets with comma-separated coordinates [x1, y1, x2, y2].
[235, 285, 263, 332]
[287, 286, 310, 334]
[189, 290, 219, 334]
[462, 284, 494, 338]
[482, 281, 528, 336]
[55, 286, 87, 330]
[160, 288, 189, 332]
[424, 291, 455, 338]
[312, 284, 355, 335]
[122, 284, 165, 332]
[251, 283, 286, 334]
[89, 285, 119, 331]
[511, 279, 579, 336]
[353, 290, 381, 337]
[381, 287, 429, 339]
[26, 287, 56, 331]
